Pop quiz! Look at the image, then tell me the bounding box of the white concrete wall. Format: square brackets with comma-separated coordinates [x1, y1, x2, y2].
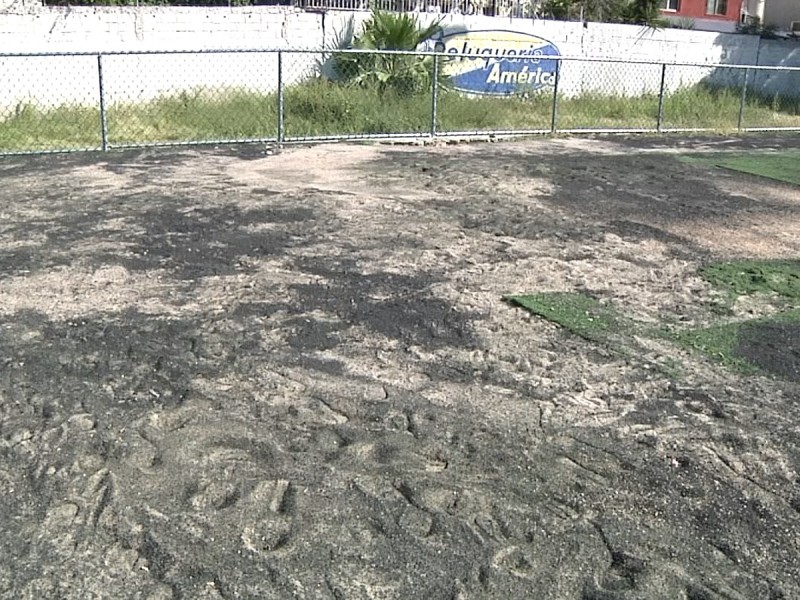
[763, 0, 800, 30]
[0, 6, 322, 109]
[0, 5, 322, 52]
[663, 16, 740, 33]
[0, 6, 797, 111]
[749, 38, 800, 98]
[324, 11, 758, 61]
[324, 12, 761, 97]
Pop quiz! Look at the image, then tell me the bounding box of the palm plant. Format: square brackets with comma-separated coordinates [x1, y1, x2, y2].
[539, 0, 626, 21]
[538, 0, 666, 25]
[622, 0, 668, 26]
[332, 10, 444, 97]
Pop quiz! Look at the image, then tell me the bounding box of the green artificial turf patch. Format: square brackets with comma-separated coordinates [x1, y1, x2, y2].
[672, 321, 756, 372]
[509, 273, 800, 380]
[681, 150, 800, 186]
[506, 292, 625, 344]
[507, 292, 684, 378]
[673, 309, 800, 378]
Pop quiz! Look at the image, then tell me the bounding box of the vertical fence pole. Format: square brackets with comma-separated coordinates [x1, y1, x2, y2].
[550, 59, 561, 134]
[430, 53, 439, 138]
[656, 63, 667, 133]
[97, 54, 109, 152]
[738, 67, 750, 132]
[277, 50, 285, 145]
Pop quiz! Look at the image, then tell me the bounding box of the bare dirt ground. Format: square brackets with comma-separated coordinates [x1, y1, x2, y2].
[1, 135, 799, 600]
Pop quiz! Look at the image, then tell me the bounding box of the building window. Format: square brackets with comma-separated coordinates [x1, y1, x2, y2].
[663, 0, 679, 10]
[706, 0, 727, 15]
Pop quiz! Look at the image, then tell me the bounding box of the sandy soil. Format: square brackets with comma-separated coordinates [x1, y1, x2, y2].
[1, 135, 799, 599]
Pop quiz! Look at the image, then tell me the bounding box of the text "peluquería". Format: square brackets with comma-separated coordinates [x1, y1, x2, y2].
[445, 42, 548, 67]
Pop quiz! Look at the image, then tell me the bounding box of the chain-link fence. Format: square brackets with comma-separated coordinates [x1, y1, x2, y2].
[294, 0, 539, 17]
[44, 0, 538, 16]
[1, 48, 799, 155]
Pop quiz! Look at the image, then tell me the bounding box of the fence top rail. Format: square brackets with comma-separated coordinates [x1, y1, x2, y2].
[1, 47, 799, 72]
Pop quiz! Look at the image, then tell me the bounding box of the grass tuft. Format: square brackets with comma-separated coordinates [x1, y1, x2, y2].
[108, 89, 279, 144]
[700, 260, 800, 301]
[0, 102, 102, 151]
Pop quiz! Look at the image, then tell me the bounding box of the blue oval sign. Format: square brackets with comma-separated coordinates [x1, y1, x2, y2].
[435, 30, 560, 96]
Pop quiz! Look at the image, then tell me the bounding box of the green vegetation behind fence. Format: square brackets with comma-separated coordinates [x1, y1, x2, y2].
[2, 80, 800, 152]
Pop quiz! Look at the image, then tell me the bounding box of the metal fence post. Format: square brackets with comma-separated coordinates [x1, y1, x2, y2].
[97, 54, 109, 151]
[738, 67, 750, 132]
[277, 50, 285, 145]
[430, 52, 439, 138]
[550, 59, 561, 134]
[656, 63, 667, 133]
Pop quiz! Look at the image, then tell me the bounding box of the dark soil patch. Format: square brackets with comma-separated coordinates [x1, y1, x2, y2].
[735, 321, 800, 381]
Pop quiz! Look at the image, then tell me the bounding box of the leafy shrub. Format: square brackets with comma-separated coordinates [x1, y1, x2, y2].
[331, 10, 444, 97]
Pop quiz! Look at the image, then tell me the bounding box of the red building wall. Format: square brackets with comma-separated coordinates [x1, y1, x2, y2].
[663, 0, 744, 23]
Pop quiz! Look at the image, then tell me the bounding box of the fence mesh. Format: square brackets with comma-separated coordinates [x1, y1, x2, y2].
[103, 52, 280, 147]
[0, 54, 101, 153]
[554, 60, 663, 131]
[283, 50, 433, 140]
[744, 67, 800, 130]
[295, 0, 537, 17]
[660, 64, 735, 131]
[1, 49, 799, 155]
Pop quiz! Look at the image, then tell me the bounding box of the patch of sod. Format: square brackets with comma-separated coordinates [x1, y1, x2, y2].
[700, 260, 800, 301]
[672, 321, 756, 372]
[508, 292, 686, 378]
[511, 269, 800, 381]
[674, 309, 800, 379]
[681, 150, 800, 186]
[670, 265, 800, 375]
[506, 292, 623, 344]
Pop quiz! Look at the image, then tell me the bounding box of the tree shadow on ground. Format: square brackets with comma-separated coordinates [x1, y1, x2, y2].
[0, 308, 253, 420]
[608, 133, 800, 153]
[364, 143, 799, 257]
[0, 196, 315, 281]
[0, 147, 196, 178]
[288, 255, 479, 351]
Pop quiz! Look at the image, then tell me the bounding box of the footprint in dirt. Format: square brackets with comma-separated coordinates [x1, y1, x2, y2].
[239, 479, 295, 555]
[469, 524, 609, 597]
